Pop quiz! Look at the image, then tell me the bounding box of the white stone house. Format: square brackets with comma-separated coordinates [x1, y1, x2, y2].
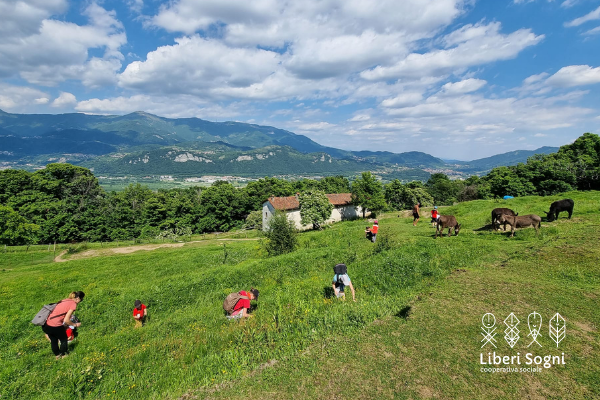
[262, 193, 367, 231]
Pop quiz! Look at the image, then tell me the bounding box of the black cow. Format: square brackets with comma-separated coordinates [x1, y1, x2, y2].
[491, 208, 517, 231]
[544, 199, 574, 222]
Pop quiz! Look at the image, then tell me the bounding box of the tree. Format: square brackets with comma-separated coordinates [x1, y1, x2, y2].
[244, 210, 263, 230]
[264, 211, 298, 256]
[318, 176, 351, 193]
[0, 205, 40, 246]
[426, 173, 463, 205]
[351, 172, 386, 217]
[299, 190, 333, 229]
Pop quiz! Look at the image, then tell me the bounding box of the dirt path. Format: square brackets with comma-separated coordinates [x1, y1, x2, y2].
[54, 243, 185, 262]
[53, 238, 260, 262]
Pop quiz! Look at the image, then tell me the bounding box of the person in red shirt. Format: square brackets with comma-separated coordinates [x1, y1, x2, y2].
[368, 220, 379, 243]
[229, 288, 259, 319]
[133, 300, 147, 328]
[431, 206, 440, 227]
[42, 291, 84, 359]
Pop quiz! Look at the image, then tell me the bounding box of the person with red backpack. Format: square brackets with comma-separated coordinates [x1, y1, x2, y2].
[41, 291, 84, 359]
[223, 288, 259, 319]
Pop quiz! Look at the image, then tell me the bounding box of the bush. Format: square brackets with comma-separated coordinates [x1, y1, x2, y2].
[264, 211, 298, 256]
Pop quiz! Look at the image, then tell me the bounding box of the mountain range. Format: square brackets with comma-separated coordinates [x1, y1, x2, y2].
[0, 109, 559, 180]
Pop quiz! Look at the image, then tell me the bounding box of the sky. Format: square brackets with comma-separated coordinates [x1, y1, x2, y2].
[1, 0, 600, 160]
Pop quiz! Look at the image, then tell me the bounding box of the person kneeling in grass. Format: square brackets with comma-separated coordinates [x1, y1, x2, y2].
[133, 300, 147, 328]
[332, 263, 356, 302]
[224, 288, 259, 319]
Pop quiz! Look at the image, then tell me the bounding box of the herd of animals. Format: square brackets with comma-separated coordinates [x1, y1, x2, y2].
[434, 198, 575, 238]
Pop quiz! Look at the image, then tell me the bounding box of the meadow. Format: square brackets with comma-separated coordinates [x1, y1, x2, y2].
[1, 191, 599, 399]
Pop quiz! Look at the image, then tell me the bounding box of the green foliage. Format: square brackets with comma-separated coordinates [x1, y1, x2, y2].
[426, 173, 464, 205]
[351, 172, 386, 216]
[299, 190, 334, 230]
[0, 205, 40, 246]
[244, 210, 263, 230]
[384, 180, 434, 210]
[264, 211, 298, 255]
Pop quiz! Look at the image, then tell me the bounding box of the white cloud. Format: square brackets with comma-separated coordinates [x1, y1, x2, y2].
[348, 114, 371, 122]
[0, 0, 67, 38]
[380, 92, 424, 108]
[147, 0, 467, 84]
[583, 26, 600, 35]
[565, 5, 600, 27]
[439, 78, 487, 95]
[534, 133, 547, 137]
[561, 0, 578, 8]
[361, 22, 543, 81]
[151, 0, 466, 39]
[128, 0, 144, 13]
[297, 122, 336, 130]
[0, 2, 126, 86]
[0, 83, 50, 111]
[75, 95, 245, 120]
[52, 92, 77, 107]
[546, 65, 600, 87]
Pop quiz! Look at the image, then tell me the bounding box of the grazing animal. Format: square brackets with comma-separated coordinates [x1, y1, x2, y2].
[544, 199, 574, 222]
[491, 208, 517, 231]
[436, 215, 461, 238]
[498, 214, 541, 237]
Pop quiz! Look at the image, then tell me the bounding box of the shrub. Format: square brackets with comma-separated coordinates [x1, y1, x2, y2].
[264, 211, 298, 256]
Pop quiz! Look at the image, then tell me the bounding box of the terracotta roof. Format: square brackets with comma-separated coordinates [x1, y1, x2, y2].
[268, 196, 300, 211]
[326, 193, 353, 206]
[267, 193, 352, 210]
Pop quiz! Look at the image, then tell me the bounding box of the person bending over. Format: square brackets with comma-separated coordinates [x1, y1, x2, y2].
[41, 291, 84, 359]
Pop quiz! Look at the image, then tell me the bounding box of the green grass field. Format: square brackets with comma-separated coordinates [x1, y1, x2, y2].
[1, 192, 599, 399]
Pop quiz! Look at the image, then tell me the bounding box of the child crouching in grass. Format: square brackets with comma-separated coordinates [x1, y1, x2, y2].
[133, 300, 147, 328]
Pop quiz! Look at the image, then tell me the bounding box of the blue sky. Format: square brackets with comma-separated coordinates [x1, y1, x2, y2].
[1, 0, 600, 160]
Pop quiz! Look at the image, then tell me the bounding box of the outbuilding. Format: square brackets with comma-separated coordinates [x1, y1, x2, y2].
[262, 193, 367, 231]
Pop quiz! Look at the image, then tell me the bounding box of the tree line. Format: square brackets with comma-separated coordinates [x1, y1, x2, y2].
[1, 133, 598, 246]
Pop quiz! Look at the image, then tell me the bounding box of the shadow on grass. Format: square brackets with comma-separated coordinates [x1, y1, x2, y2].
[395, 306, 412, 320]
[323, 286, 335, 299]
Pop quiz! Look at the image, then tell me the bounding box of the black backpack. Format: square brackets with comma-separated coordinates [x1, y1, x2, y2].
[333, 263, 347, 284]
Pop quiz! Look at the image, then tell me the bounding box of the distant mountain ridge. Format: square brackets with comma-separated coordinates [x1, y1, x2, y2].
[448, 146, 559, 173]
[0, 109, 558, 178]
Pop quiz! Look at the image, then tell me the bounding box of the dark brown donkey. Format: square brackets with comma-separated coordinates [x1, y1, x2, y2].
[491, 208, 517, 231]
[436, 215, 461, 238]
[498, 214, 541, 237]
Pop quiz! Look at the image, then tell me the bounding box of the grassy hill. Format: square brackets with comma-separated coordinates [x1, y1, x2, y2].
[1, 192, 599, 399]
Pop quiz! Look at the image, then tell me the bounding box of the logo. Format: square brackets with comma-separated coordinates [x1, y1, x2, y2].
[504, 313, 520, 348]
[479, 312, 567, 373]
[527, 312, 542, 348]
[481, 313, 497, 348]
[549, 313, 566, 347]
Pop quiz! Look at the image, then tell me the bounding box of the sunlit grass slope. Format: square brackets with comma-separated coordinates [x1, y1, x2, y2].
[1, 191, 598, 399]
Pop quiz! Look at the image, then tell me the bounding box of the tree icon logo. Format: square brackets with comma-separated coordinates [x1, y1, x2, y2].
[549, 313, 566, 347]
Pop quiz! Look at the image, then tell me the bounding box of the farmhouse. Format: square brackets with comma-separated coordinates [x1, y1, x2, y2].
[262, 193, 367, 231]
